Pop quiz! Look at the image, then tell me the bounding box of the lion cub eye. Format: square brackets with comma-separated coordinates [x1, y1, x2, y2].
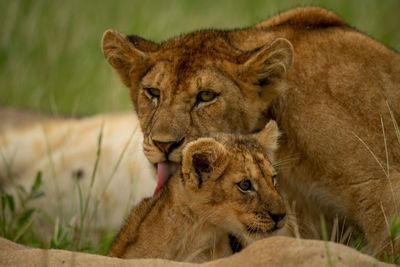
[236, 179, 254, 193]
[196, 90, 217, 104]
[271, 174, 277, 187]
[144, 88, 161, 99]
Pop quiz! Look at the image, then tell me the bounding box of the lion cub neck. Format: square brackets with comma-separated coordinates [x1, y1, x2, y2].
[108, 172, 231, 262]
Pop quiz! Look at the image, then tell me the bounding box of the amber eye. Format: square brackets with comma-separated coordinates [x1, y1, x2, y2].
[236, 179, 254, 193]
[144, 88, 161, 99]
[196, 90, 217, 103]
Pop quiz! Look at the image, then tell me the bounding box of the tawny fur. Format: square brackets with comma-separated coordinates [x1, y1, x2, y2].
[102, 7, 400, 258]
[108, 122, 286, 262]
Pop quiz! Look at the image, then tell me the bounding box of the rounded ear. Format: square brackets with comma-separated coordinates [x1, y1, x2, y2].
[101, 29, 157, 87]
[253, 120, 280, 158]
[181, 138, 229, 191]
[238, 38, 293, 103]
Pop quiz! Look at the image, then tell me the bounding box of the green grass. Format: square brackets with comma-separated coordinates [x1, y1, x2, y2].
[0, 0, 399, 115]
[0, 172, 116, 254]
[1, 172, 45, 247]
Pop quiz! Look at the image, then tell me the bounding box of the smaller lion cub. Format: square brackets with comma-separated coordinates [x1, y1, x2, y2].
[108, 121, 286, 262]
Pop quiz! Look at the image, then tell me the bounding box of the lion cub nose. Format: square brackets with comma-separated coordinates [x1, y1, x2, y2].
[153, 138, 185, 154]
[268, 211, 286, 224]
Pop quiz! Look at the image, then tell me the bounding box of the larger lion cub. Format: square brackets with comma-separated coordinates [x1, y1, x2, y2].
[108, 121, 286, 262]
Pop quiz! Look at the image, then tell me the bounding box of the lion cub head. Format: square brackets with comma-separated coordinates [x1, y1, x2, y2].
[101, 29, 293, 191]
[181, 120, 285, 246]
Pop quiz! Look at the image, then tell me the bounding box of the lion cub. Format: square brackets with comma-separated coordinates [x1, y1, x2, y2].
[108, 121, 286, 262]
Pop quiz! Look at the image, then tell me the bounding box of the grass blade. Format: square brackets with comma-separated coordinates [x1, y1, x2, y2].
[386, 101, 400, 146]
[31, 171, 43, 193]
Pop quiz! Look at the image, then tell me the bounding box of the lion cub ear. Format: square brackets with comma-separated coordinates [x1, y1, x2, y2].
[238, 38, 293, 101]
[253, 120, 280, 159]
[101, 29, 158, 87]
[181, 138, 229, 191]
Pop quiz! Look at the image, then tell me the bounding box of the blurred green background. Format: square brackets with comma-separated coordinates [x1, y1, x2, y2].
[1, 0, 399, 115]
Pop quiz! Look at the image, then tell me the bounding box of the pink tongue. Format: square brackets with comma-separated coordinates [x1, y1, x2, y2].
[154, 162, 180, 196]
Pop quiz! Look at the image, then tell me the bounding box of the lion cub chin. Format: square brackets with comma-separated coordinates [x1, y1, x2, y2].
[108, 121, 286, 262]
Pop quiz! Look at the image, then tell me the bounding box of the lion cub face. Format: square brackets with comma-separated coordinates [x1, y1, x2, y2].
[181, 121, 286, 245]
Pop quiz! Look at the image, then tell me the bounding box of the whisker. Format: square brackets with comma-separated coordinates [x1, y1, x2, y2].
[273, 154, 300, 166]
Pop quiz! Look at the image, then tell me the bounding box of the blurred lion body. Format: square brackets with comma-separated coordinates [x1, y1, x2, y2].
[0, 109, 155, 234]
[103, 6, 400, 257]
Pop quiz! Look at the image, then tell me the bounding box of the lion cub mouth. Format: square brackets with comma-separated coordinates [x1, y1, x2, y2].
[246, 224, 279, 235]
[228, 234, 243, 253]
[246, 225, 265, 234]
[153, 161, 180, 195]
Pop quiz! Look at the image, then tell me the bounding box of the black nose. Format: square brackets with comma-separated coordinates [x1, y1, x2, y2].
[153, 138, 185, 154]
[268, 211, 286, 223]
